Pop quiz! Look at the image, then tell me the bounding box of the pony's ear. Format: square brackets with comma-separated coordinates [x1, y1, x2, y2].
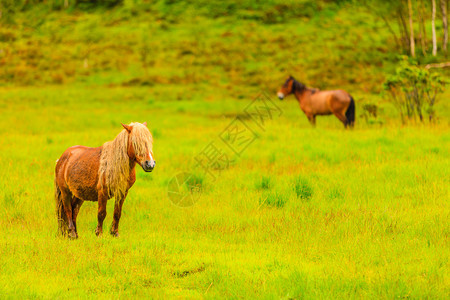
[143, 122, 147, 127]
[121, 123, 133, 133]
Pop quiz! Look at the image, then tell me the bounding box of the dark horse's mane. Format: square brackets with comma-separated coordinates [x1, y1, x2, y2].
[285, 76, 306, 93]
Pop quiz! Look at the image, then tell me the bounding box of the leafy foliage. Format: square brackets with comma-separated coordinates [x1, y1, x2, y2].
[383, 57, 446, 123]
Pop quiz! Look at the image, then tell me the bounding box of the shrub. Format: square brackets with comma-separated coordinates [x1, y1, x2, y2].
[383, 57, 446, 123]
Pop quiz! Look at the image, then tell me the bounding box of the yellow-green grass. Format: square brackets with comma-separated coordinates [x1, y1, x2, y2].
[0, 86, 449, 298]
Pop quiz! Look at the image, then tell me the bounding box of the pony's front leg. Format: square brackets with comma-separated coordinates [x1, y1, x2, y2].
[110, 191, 128, 237]
[95, 192, 108, 236]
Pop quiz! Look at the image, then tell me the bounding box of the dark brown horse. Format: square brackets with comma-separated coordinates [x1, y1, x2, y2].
[277, 76, 355, 127]
[55, 122, 155, 239]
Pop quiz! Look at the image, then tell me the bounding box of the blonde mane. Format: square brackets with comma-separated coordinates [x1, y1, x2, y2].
[98, 122, 153, 199]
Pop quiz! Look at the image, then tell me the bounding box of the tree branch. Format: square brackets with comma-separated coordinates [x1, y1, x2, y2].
[424, 62, 450, 69]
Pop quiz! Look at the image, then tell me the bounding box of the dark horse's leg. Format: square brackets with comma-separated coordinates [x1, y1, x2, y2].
[60, 188, 77, 239]
[307, 115, 316, 126]
[95, 192, 108, 236]
[310, 115, 316, 126]
[110, 191, 128, 237]
[333, 112, 348, 128]
[72, 197, 84, 238]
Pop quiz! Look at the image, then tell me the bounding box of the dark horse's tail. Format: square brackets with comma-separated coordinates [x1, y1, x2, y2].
[55, 179, 68, 235]
[345, 96, 355, 128]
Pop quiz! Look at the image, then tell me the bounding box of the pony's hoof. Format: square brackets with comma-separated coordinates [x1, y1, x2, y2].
[110, 231, 120, 238]
[95, 229, 102, 237]
[68, 231, 78, 239]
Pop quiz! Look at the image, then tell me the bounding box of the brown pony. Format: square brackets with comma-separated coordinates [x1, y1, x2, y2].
[55, 122, 155, 239]
[277, 76, 355, 127]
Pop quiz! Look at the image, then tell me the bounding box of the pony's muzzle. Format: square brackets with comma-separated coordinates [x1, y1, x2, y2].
[277, 92, 284, 100]
[143, 160, 155, 172]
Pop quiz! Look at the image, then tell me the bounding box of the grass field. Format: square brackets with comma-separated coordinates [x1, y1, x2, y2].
[0, 86, 448, 298]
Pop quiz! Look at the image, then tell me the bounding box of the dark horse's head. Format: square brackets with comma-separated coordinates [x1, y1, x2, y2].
[277, 76, 305, 100]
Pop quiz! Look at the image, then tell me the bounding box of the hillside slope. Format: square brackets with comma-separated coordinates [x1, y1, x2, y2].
[1, 2, 395, 93]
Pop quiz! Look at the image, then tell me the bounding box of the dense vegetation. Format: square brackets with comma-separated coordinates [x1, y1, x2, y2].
[0, 0, 448, 298]
[0, 1, 433, 88]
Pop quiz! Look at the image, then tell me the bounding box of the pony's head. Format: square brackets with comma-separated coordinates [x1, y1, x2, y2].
[277, 76, 305, 100]
[121, 122, 155, 172]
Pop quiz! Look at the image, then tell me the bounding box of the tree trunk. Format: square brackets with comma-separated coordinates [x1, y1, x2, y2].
[398, 8, 410, 53]
[408, 0, 416, 57]
[418, 0, 428, 55]
[432, 0, 438, 56]
[65, 0, 69, 8]
[441, 0, 448, 53]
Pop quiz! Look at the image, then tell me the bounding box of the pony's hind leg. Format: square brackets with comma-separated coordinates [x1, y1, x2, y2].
[71, 197, 84, 238]
[60, 189, 77, 239]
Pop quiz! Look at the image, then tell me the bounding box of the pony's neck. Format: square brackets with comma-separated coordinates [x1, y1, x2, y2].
[128, 158, 136, 171]
[99, 130, 136, 198]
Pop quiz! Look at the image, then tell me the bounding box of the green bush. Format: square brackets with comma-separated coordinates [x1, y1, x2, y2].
[383, 57, 446, 123]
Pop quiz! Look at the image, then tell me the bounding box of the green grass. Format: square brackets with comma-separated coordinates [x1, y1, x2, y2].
[0, 86, 448, 298]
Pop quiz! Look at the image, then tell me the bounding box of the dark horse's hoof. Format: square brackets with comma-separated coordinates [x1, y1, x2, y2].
[110, 231, 120, 238]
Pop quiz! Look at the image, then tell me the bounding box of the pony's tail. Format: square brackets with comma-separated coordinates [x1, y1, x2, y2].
[55, 179, 68, 236]
[345, 96, 355, 128]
